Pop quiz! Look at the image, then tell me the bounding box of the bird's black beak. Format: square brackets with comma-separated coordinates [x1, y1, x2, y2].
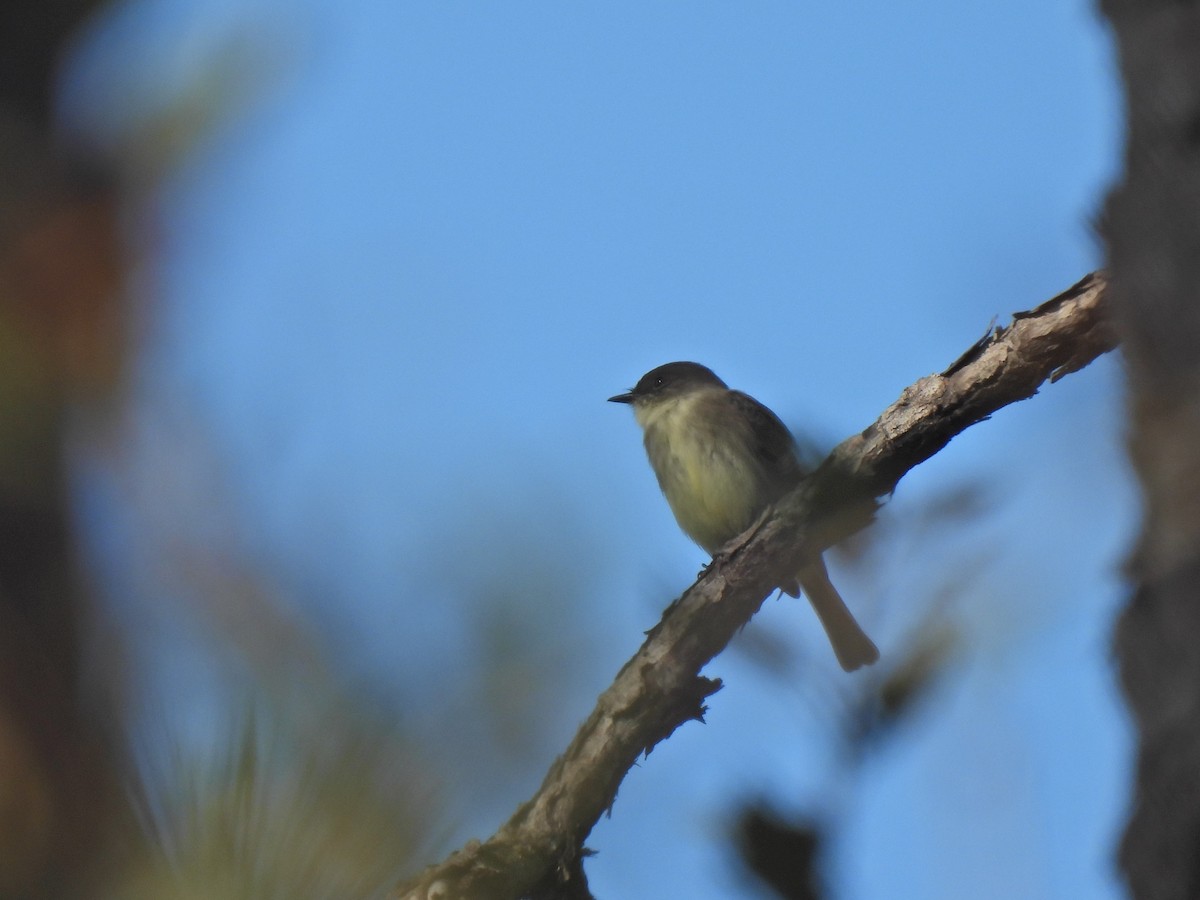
[608, 391, 635, 404]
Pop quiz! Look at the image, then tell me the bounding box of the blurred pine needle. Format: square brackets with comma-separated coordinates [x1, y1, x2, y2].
[115, 701, 444, 900]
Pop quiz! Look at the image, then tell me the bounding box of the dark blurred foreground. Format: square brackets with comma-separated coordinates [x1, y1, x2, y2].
[0, 4, 440, 896]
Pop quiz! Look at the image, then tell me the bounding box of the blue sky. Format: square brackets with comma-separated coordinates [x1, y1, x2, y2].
[65, 1, 1130, 897]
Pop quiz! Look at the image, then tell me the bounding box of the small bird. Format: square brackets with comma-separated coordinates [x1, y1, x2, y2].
[610, 361, 879, 672]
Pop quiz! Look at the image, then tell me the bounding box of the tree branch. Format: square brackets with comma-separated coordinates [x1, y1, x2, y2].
[393, 271, 1116, 900]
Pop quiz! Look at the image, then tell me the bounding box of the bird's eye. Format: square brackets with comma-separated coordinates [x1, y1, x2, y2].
[654, 376, 664, 388]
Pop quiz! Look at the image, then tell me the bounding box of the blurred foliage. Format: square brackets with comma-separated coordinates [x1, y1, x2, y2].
[735, 805, 822, 900]
[115, 701, 441, 900]
[0, 2, 455, 896]
[730, 478, 980, 898]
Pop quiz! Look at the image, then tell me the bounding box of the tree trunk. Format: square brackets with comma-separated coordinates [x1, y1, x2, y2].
[1102, 3, 1200, 898]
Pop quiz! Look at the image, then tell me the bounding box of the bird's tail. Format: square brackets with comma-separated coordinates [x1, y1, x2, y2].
[789, 558, 879, 672]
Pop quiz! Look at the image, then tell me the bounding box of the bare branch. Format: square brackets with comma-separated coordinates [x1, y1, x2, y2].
[393, 271, 1116, 900]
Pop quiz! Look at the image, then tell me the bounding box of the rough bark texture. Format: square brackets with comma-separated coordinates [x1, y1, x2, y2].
[1101, 3, 1200, 898]
[393, 272, 1115, 900]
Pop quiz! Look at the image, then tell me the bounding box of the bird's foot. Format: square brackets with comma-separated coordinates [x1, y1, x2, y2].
[702, 506, 776, 580]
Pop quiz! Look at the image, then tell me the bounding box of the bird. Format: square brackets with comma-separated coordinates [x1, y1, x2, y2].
[609, 361, 879, 672]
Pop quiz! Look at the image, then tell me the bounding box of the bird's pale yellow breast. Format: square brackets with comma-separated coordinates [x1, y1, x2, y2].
[636, 389, 763, 554]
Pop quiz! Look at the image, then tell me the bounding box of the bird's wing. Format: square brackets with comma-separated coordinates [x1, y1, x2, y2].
[726, 390, 806, 496]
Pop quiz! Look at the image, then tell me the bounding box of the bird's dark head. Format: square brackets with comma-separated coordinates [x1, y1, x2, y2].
[608, 361, 727, 406]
